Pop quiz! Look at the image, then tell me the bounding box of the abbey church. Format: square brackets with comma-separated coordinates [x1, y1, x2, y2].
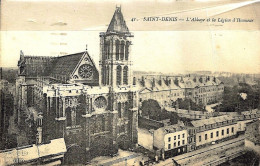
[15, 7, 138, 162]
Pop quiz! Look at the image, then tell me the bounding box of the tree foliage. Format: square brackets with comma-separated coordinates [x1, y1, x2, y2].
[140, 99, 179, 124]
[214, 83, 260, 112]
[171, 98, 205, 111]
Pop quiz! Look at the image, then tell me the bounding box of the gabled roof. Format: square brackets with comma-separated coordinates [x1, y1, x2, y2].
[50, 52, 85, 78]
[107, 7, 129, 34]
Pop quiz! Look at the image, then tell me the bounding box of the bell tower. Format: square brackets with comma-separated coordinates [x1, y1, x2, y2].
[99, 6, 133, 87]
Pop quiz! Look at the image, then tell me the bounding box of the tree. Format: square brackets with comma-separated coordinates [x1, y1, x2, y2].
[140, 99, 180, 124]
[140, 99, 162, 119]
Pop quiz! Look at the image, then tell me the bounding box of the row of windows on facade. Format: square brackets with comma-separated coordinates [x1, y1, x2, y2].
[198, 127, 234, 142]
[103, 40, 130, 61]
[198, 87, 224, 93]
[168, 133, 185, 142]
[168, 140, 186, 150]
[198, 121, 235, 131]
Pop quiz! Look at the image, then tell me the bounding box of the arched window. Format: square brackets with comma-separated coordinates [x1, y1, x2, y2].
[118, 102, 121, 118]
[116, 65, 122, 85]
[102, 67, 105, 85]
[116, 40, 120, 60]
[104, 66, 107, 85]
[123, 66, 128, 85]
[120, 41, 125, 60]
[106, 66, 109, 85]
[125, 41, 129, 60]
[104, 42, 107, 60]
[107, 41, 110, 59]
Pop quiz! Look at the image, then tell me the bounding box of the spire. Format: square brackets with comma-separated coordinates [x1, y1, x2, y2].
[106, 6, 129, 34]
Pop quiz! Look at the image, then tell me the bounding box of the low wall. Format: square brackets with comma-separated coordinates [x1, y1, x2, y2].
[138, 116, 164, 130]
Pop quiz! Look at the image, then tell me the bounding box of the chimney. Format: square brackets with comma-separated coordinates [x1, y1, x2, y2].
[213, 77, 216, 82]
[174, 78, 179, 86]
[158, 79, 162, 86]
[168, 79, 171, 85]
[133, 77, 136, 85]
[141, 76, 145, 86]
[181, 76, 184, 83]
[193, 77, 196, 82]
[199, 77, 203, 83]
[152, 78, 155, 88]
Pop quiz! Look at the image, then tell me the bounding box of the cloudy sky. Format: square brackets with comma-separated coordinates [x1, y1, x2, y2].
[1, 0, 259, 74]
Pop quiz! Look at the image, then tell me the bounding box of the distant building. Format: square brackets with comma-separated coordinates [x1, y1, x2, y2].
[136, 75, 224, 107]
[15, 7, 138, 163]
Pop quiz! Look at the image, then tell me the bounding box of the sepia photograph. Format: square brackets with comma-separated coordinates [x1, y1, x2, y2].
[0, 0, 260, 165]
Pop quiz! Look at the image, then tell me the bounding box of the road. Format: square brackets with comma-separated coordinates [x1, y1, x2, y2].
[156, 136, 245, 166]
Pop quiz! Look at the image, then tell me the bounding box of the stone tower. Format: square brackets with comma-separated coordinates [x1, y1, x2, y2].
[99, 7, 133, 87]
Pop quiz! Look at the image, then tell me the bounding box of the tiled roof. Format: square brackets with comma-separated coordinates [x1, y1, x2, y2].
[107, 7, 129, 34]
[136, 76, 223, 92]
[50, 52, 84, 79]
[19, 56, 55, 77]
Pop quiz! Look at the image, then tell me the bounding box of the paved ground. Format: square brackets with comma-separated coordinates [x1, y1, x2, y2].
[88, 149, 149, 166]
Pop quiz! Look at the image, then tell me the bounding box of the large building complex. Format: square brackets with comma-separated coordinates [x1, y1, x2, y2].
[136, 75, 224, 106]
[15, 7, 138, 163]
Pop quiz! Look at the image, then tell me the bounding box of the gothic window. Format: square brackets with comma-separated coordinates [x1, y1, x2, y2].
[102, 67, 105, 85]
[116, 40, 120, 60]
[106, 66, 109, 85]
[123, 66, 128, 85]
[104, 43, 107, 60]
[107, 41, 110, 59]
[125, 41, 129, 60]
[120, 41, 125, 60]
[116, 65, 122, 85]
[118, 102, 122, 118]
[104, 66, 107, 85]
[66, 108, 72, 127]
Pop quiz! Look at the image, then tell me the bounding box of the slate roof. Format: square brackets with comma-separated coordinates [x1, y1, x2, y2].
[136, 76, 223, 92]
[50, 52, 84, 78]
[18, 55, 55, 77]
[107, 7, 129, 34]
[163, 122, 186, 133]
[191, 115, 234, 128]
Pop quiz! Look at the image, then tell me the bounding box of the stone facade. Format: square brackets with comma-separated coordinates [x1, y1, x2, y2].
[15, 7, 138, 162]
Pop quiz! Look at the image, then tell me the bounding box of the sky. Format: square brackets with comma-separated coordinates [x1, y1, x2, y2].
[1, 0, 259, 74]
